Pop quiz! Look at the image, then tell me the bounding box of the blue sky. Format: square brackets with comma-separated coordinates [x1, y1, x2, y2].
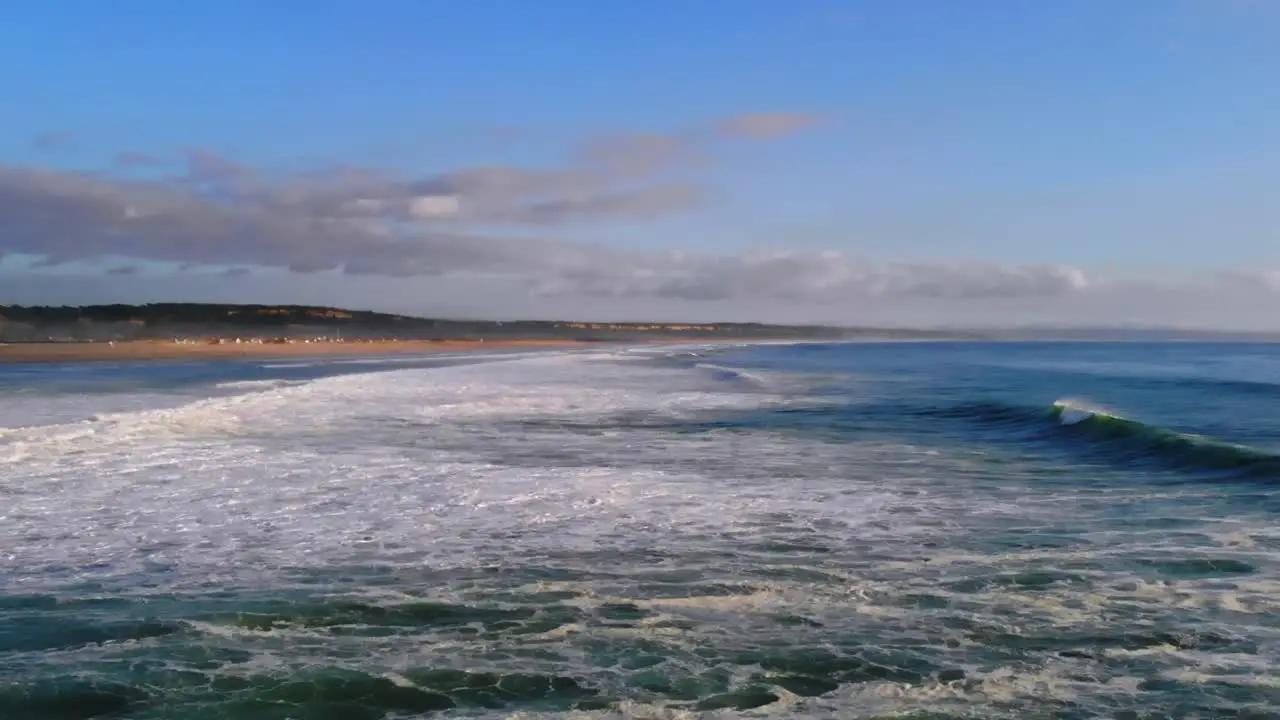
[1, 0, 1278, 326]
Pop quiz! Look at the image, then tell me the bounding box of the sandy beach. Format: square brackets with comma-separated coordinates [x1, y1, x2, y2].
[0, 338, 612, 364]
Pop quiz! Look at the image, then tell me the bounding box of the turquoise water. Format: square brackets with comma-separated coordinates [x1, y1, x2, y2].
[1, 342, 1278, 718]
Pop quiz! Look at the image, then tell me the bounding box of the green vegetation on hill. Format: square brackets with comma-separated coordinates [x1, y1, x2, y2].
[0, 303, 411, 327]
[0, 303, 963, 342]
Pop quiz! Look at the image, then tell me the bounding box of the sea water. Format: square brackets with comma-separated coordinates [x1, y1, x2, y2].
[1, 341, 1278, 718]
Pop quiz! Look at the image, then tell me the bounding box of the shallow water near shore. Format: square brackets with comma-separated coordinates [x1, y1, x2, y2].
[2, 341, 1279, 718]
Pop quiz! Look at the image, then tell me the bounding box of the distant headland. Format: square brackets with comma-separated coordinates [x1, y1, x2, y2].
[0, 303, 964, 344]
[2, 304, 1273, 364]
[0, 303, 975, 363]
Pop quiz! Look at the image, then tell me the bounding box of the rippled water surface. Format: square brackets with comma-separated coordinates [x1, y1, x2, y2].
[2, 342, 1279, 718]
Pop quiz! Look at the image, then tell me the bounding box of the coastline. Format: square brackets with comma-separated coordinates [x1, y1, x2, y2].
[0, 338, 620, 365]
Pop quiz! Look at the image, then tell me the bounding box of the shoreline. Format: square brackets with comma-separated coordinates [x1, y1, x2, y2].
[0, 338, 632, 365]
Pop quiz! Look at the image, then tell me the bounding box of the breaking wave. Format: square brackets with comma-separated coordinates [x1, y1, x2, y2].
[916, 397, 1280, 480]
[213, 378, 312, 391]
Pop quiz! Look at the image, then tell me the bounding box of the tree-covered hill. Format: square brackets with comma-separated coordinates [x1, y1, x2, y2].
[0, 303, 960, 342]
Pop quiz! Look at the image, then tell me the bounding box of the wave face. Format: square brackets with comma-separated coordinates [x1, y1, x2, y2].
[2, 341, 1280, 718]
[894, 396, 1280, 481]
[1047, 398, 1280, 477]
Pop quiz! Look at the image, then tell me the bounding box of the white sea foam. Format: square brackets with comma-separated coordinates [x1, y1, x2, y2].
[3, 344, 1277, 717]
[213, 378, 311, 391]
[0, 388, 202, 431]
[1052, 396, 1117, 425]
[0, 349, 918, 590]
[693, 362, 771, 387]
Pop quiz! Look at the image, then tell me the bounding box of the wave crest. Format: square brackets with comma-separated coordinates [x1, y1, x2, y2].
[924, 398, 1280, 481]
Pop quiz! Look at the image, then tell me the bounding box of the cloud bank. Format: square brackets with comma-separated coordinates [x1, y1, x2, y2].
[1, 112, 1274, 325]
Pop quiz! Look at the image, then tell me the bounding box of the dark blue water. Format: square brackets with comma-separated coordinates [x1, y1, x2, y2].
[718, 341, 1280, 479]
[1, 341, 1278, 718]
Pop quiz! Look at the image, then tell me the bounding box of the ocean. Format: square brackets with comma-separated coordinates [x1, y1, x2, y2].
[1, 341, 1278, 719]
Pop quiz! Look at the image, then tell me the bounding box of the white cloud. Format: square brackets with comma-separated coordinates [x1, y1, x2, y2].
[409, 195, 461, 218]
[526, 251, 1094, 304]
[0, 146, 1266, 320]
[0, 115, 801, 276]
[2, 264, 1277, 330]
[1, 113, 1276, 327]
[1217, 268, 1280, 292]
